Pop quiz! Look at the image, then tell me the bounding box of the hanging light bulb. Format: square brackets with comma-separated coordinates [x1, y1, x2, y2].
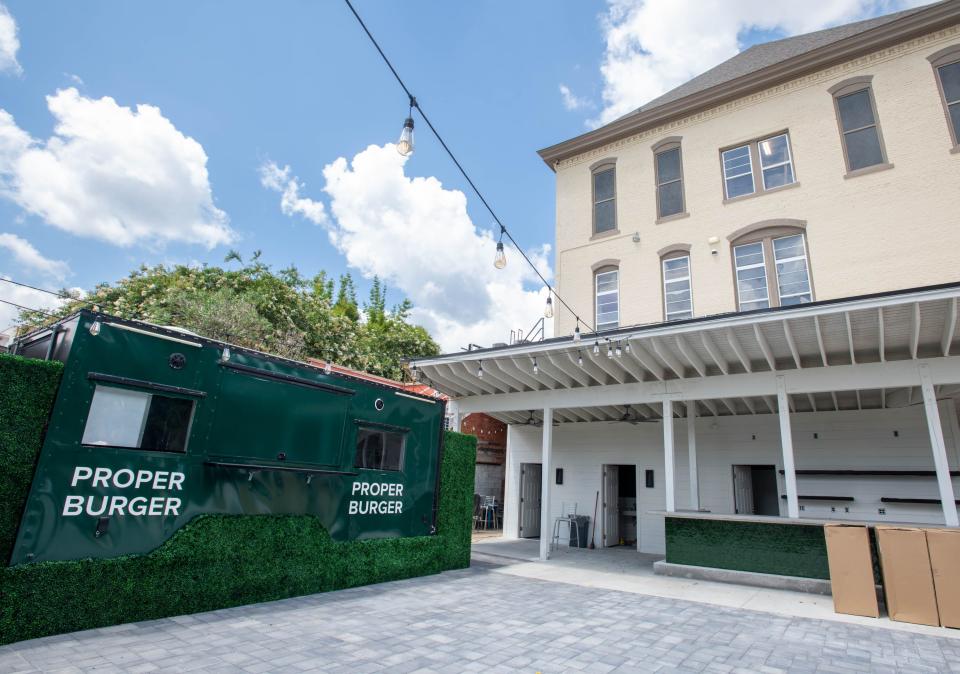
[477, 361, 484, 378]
[532, 357, 539, 375]
[323, 361, 332, 375]
[615, 342, 622, 357]
[573, 322, 581, 343]
[544, 295, 554, 319]
[593, 341, 600, 355]
[607, 342, 614, 358]
[625, 341, 631, 354]
[577, 351, 583, 367]
[397, 116, 415, 156]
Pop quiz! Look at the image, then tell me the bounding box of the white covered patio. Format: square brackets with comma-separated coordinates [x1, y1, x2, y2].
[411, 283, 960, 561]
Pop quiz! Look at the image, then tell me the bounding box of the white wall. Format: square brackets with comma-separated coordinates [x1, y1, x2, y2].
[504, 402, 960, 554]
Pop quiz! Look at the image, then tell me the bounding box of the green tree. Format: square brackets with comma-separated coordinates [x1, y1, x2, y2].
[16, 259, 439, 381]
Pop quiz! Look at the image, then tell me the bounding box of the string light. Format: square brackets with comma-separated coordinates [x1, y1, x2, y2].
[625, 341, 631, 354]
[544, 295, 554, 319]
[593, 341, 600, 355]
[573, 320, 581, 343]
[343, 0, 594, 334]
[477, 361, 483, 378]
[615, 342, 622, 357]
[577, 351, 583, 367]
[532, 357, 538, 375]
[607, 342, 614, 358]
[397, 98, 415, 156]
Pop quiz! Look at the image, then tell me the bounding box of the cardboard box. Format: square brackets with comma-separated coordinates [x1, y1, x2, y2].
[926, 528, 960, 628]
[824, 524, 879, 617]
[875, 526, 939, 626]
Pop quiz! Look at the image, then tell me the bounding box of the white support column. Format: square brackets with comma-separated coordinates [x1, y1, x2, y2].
[539, 408, 554, 561]
[776, 376, 799, 518]
[663, 399, 675, 513]
[447, 401, 464, 432]
[919, 365, 960, 527]
[687, 404, 699, 511]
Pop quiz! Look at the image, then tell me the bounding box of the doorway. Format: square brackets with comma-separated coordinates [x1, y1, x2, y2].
[732, 464, 779, 516]
[602, 464, 637, 547]
[518, 463, 542, 538]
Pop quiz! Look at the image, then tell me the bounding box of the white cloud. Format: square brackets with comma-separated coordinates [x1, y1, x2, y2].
[259, 160, 328, 226]
[0, 274, 64, 333]
[262, 143, 552, 352]
[65, 73, 84, 86]
[0, 88, 234, 248]
[559, 84, 592, 111]
[0, 3, 21, 76]
[0, 233, 69, 280]
[590, 0, 930, 126]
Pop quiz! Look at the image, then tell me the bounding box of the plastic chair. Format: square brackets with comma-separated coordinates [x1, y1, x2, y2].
[551, 502, 580, 550]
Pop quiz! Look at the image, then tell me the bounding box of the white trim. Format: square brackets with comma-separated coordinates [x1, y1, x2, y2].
[722, 144, 755, 199]
[393, 391, 438, 404]
[777, 377, 799, 518]
[105, 322, 202, 348]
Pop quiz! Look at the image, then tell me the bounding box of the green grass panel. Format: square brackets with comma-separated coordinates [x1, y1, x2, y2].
[0, 354, 63, 563]
[0, 362, 476, 648]
[665, 516, 829, 580]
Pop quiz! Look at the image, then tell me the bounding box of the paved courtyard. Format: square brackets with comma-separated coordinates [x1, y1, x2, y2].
[2, 561, 960, 674]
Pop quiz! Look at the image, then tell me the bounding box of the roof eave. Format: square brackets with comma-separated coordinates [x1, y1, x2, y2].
[537, 1, 960, 170]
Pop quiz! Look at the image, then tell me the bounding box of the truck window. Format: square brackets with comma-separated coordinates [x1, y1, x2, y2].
[355, 428, 405, 471]
[81, 385, 194, 453]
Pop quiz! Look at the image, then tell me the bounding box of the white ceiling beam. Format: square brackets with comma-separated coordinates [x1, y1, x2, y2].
[568, 350, 607, 386]
[423, 367, 469, 397]
[881, 387, 887, 408]
[831, 391, 840, 411]
[699, 399, 720, 416]
[454, 357, 960, 414]
[465, 360, 514, 394]
[741, 397, 757, 414]
[844, 312, 857, 365]
[753, 324, 777, 371]
[649, 337, 686, 379]
[911, 303, 921, 359]
[494, 358, 543, 391]
[440, 363, 490, 396]
[878, 307, 886, 362]
[587, 348, 627, 384]
[726, 328, 752, 373]
[807, 393, 818, 412]
[943, 298, 957, 357]
[814, 316, 828, 367]
[627, 341, 666, 381]
[483, 359, 530, 392]
[535, 354, 576, 389]
[719, 398, 738, 415]
[552, 352, 591, 388]
[782, 320, 802, 369]
[700, 331, 729, 375]
[615, 351, 649, 383]
[520, 355, 564, 389]
[761, 395, 777, 414]
[675, 335, 707, 377]
[855, 389, 862, 411]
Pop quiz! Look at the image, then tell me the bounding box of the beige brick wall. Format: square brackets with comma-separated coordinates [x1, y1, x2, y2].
[553, 27, 960, 337]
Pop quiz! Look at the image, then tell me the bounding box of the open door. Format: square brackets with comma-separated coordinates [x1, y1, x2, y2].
[732, 464, 754, 514]
[519, 463, 542, 538]
[602, 464, 619, 547]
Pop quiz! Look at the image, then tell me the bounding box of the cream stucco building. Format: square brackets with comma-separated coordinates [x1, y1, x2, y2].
[412, 2, 960, 588]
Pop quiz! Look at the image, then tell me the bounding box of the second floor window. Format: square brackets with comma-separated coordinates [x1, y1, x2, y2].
[722, 132, 796, 200]
[655, 145, 684, 218]
[662, 255, 692, 321]
[932, 51, 960, 147]
[593, 166, 616, 234]
[733, 231, 812, 311]
[832, 82, 886, 172]
[595, 267, 619, 331]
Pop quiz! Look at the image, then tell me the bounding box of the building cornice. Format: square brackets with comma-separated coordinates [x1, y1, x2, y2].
[537, 2, 960, 171]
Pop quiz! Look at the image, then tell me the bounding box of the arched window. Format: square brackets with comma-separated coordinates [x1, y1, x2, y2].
[928, 45, 960, 150]
[593, 263, 619, 331]
[658, 245, 693, 321]
[728, 221, 812, 311]
[591, 161, 617, 235]
[651, 137, 686, 220]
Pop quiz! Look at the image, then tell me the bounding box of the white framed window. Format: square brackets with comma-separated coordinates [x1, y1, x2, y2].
[592, 167, 616, 234]
[733, 242, 770, 311]
[758, 134, 795, 190]
[595, 268, 619, 331]
[772, 234, 812, 306]
[81, 385, 194, 453]
[662, 255, 693, 321]
[722, 145, 754, 199]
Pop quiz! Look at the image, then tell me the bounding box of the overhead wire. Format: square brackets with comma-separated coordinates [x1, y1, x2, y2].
[342, 0, 594, 335]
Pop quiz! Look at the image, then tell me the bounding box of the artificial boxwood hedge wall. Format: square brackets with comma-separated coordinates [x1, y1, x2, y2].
[0, 353, 476, 645]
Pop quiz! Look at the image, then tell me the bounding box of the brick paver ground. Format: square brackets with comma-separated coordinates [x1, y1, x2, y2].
[2, 561, 959, 673]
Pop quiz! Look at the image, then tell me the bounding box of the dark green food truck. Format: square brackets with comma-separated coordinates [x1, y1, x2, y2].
[8, 310, 446, 565]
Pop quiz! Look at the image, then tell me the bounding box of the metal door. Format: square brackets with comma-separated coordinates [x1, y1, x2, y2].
[519, 463, 542, 538]
[603, 465, 619, 547]
[732, 465, 754, 514]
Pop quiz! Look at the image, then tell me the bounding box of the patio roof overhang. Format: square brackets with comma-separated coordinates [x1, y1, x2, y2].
[410, 283, 960, 425]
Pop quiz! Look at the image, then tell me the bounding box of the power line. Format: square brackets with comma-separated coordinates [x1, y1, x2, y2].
[0, 297, 58, 318]
[342, 0, 594, 335]
[0, 277, 92, 306]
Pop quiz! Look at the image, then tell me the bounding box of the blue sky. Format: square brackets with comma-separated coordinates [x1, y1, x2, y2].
[0, 0, 928, 349]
